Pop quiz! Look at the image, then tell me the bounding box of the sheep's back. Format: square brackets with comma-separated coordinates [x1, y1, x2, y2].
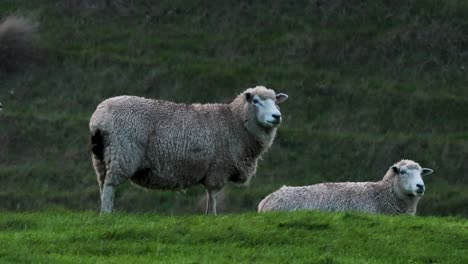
[259, 182, 379, 212]
[91, 95, 231, 144]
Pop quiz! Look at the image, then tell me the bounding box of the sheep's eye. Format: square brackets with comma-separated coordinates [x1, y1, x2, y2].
[252, 99, 259, 104]
[400, 170, 407, 175]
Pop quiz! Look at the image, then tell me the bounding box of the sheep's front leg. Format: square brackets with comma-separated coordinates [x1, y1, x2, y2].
[205, 189, 219, 215]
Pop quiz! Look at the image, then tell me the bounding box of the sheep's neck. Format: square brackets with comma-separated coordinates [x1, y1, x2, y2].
[244, 119, 277, 149]
[380, 171, 420, 215]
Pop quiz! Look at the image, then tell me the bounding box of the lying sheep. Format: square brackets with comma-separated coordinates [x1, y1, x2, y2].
[258, 160, 433, 215]
[90, 86, 288, 214]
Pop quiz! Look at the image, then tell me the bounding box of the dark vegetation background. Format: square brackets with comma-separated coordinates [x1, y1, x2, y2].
[1, 0, 468, 217]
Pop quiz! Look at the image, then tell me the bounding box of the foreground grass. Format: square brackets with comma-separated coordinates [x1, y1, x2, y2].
[0, 211, 466, 263]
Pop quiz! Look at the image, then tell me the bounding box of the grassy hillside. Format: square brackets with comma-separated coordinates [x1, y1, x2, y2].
[1, 0, 468, 216]
[0, 211, 466, 263]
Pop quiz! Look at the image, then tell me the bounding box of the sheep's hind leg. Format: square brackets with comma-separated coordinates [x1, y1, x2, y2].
[90, 129, 107, 198]
[205, 189, 220, 215]
[100, 173, 128, 214]
[92, 157, 107, 198]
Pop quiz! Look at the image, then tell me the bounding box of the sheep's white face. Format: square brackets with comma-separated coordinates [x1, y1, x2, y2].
[392, 164, 433, 197]
[246, 93, 288, 128]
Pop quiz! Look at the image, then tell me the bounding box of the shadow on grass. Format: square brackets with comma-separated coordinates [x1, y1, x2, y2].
[0, 219, 37, 231]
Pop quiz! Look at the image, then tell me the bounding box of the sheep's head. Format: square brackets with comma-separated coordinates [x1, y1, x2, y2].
[391, 160, 433, 198]
[243, 86, 288, 129]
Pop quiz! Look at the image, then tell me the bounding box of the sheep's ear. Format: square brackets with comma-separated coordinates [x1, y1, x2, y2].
[422, 168, 433, 176]
[391, 165, 399, 174]
[276, 93, 288, 103]
[245, 92, 253, 102]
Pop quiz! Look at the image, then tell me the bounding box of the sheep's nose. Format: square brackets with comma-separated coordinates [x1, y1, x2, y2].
[416, 184, 425, 193]
[272, 114, 281, 120]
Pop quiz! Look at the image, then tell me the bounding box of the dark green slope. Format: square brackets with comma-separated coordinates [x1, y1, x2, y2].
[1, 0, 468, 216]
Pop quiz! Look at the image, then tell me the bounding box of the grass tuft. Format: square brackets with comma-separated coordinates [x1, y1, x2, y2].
[61, 0, 135, 16]
[0, 15, 40, 74]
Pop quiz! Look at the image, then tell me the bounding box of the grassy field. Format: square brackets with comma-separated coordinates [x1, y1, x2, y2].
[1, 0, 468, 216]
[0, 211, 466, 263]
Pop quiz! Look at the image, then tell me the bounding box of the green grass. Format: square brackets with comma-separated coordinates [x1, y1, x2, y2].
[1, 0, 468, 216]
[0, 211, 466, 263]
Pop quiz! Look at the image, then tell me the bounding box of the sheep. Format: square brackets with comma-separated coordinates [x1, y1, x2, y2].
[89, 86, 288, 214]
[0, 101, 2, 111]
[258, 160, 433, 215]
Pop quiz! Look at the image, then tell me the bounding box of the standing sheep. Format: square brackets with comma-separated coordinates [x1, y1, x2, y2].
[90, 86, 288, 214]
[258, 160, 433, 215]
